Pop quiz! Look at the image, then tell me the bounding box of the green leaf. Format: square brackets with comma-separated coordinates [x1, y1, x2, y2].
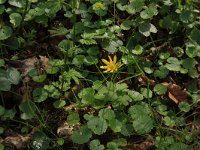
[154, 84, 167, 95]
[109, 118, 122, 132]
[79, 87, 95, 105]
[185, 44, 200, 58]
[9, 13, 22, 28]
[182, 58, 197, 69]
[127, 91, 143, 101]
[0, 144, 4, 150]
[7, 67, 21, 85]
[159, 52, 170, 60]
[98, 108, 115, 121]
[92, 2, 107, 16]
[140, 4, 158, 19]
[53, 100, 66, 109]
[191, 94, 200, 103]
[8, 0, 26, 8]
[102, 38, 123, 53]
[67, 112, 80, 125]
[139, 23, 157, 37]
[128, 104, 153, 134]
[155, 136, 174, 150]
[31, 131, 50, 150]
[89, 139, 104, 150]
[154, 66, 169, 79]
[46, 67, 59, 74]
[0, 26, 13, 40]
[170, 142, 191, 150]
[178, 102, 190, 113]
[0, 127, 4, 134]
[33, 88, 48, 102]
[190, 28, 200, 45]
[32, 75, 46, 83]
[179, 10, 195, 24]
[120, 20, 132, 30]
[87, 117, 107, 135]
[2, 108, 16, 120]
[84, 56, 98, 65]
[0, 5, 5, 14]
[56, 138, 64, 146]
[107, 138, 127, 150]
[140, 88, 153, 99]
[19, 100, 37, 119]
[0, 0, 6, 4]
[126, 0, 144, 14]
[71, 125, 92, 144]
[132, 45, 143, 55]
[0, 105, 5, 116]
[0, 77, 11, 91]
[0, 59, 4, 67]
[163, 116, 175, 127]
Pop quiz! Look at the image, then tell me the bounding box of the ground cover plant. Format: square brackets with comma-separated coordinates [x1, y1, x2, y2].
[0, 0, 200, 149]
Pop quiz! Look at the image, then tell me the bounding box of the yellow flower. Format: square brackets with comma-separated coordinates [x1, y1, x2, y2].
[100, 55, 122, 73]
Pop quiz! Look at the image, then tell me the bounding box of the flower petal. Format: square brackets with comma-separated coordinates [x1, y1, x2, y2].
[113, 55, 117, 64]
[100, 65, 108, 69]
[108, 55, 112, 62]
[101, 59, 110, 65]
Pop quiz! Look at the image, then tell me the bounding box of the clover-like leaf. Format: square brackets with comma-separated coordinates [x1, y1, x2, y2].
[128, 91, 144, 101]
[98, 108, 115, 121]
[178, 102, 190, 113]
[53, 100, 66, 109]
[126, 0, 144, 14]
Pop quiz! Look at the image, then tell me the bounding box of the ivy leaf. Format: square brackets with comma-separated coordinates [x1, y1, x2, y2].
[178, 102, 190, 113]
[154, 84, 167, 95]
[6, 67, 21, 85]
[102, 38, 123, 53]
[120, 20, 132, 30]
[140, 4, 158, 19]
[185, 44, 200, 58]
[132, 45, 144, 55]
[89, 139, 104, 150]
[87, 117, 107, 135]
[8, 0, 26, 8]
[139, 23, 157, 37]
[0, 25, 13, 40]
[32, 88, 48, 102]
[9, 13, 22, 28]
[190, 28, 200, 45]
[53, 100, 66, 109]
[71, 125, 92, 144]
[19, 100, 37, 120]
[126, 0, 144, 14]
[182, 58, 197, 69]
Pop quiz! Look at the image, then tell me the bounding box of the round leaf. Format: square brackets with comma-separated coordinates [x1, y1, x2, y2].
[53, 100, 66, 109]
[87, 117, 107, 135]
[154, 84, 167, 95]
[0, 26, 13, 40]
[71, 125, 92, 144]
[9, 13, 22, 28]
